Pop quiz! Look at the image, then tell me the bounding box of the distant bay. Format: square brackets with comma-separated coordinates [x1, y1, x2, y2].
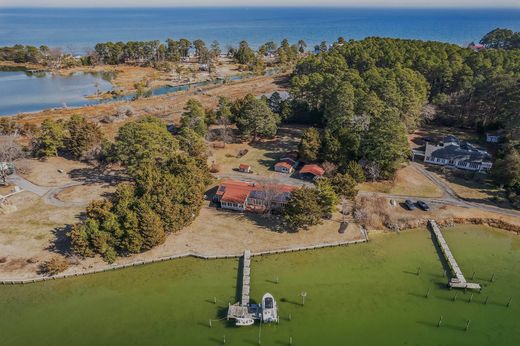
[1, 7, 520, 53]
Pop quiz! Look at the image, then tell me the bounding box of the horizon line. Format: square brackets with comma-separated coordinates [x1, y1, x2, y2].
[2, 5, 520, 9]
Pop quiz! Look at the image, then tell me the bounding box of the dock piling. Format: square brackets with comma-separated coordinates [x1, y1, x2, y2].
[453, 292, 459, 302]
[437, 315, 443, 328]
[465, 320, 471, 331]
[507, 297, 512, 308]
[426, 288, 431, 298]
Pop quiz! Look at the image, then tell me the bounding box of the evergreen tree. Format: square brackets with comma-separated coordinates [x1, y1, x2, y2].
[32, 119, 65, 158]
[298, 128, 321, 162]
[235, 94, 279, 141]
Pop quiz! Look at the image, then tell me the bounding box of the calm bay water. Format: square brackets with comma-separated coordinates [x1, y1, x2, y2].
[1, 7, 520, 52]
[0, 70, 113, 115]
[1, 226, 519, 345]
[1, 7, 520, 116]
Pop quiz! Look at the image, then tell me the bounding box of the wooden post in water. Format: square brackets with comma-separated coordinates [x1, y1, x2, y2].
[465, 320, 471, 331]
[289, 336, 293, 345]
[426, 288, 431, 298]
[276, 276, 279, 284]
[507, 297, 512, 308]
[289, 313, 292, 321]
[471, 271, 475, 280]
[209, 319, 212, 328]
[491, 273, 496, 282]
[437, 315, 443, 328]
[469, 293, 473, 303]
[484, 296, 489, 305]
[223, 335, 226, 344]
[453, 292, 459, 302]
[214, 297, 217, 304]
[417, 266, 421, 276]
[301, 291, 307, 306]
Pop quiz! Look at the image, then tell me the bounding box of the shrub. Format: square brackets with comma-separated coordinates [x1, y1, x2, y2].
[38, 255, 69, 275]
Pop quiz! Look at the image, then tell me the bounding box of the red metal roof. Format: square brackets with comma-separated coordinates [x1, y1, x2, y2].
[275, 161, 293, 170]
[239, 163, 251, 169]
[300, 164, 324, 177]
[217, 179, 295, 204]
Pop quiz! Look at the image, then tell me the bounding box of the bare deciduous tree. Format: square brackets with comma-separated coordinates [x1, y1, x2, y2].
[0, 133, 24, 184]
[216, 116, 232, 145]
[258, 176, 284, 217]
[365, 161, 381, 182]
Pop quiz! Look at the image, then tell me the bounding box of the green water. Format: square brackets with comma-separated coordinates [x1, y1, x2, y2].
[1, 225, 519, 345]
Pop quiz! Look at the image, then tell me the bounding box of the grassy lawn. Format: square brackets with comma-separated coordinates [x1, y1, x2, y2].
[209, 125, 303, 175]
[426, 166, 510, 206]
[359, 164, 443, 198]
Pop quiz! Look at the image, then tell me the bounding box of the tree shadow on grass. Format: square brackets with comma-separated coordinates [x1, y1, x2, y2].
[47, 224, 73, 256]
[68, 166, 127, 186]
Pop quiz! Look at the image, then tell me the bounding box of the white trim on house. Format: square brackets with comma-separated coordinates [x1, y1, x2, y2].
[424, 137, 492, 172]
[220, 201, 246, 211]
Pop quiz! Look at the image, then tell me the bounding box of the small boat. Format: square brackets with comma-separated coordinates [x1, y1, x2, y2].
[261, 293, 278, 323]
[235, 317, 255, 326]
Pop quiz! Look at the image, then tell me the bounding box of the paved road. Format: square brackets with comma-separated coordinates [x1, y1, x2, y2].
[6, 174, 86, 207]
[362, 163, 520, 218]
[6, 165, 520, 218]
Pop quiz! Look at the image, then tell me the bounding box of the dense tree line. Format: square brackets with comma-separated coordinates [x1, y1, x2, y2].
[69, 116, 211, 262]
[0, 44, 47, 64]
[288, 32, 520, 180]
[0, 44, 84, 68]
[480, 28, 520, 49]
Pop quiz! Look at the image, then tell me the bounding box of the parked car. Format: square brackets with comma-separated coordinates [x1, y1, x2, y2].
[404, 200, 416, 210]
[417, 200, 430, 211]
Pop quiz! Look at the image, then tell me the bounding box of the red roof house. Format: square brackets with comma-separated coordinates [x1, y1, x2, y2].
[214, 179, 296, 212]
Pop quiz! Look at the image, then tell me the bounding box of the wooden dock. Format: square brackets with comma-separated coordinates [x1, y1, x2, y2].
[241, 250, 251, 306]
[428, 220, 481, 290]
[227, 250, 255, 320]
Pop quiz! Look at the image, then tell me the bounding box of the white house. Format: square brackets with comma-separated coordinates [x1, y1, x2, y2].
[424, 136, 492, 172]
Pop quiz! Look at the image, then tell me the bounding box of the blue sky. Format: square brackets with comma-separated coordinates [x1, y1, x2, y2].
[2, 1, 519, 8]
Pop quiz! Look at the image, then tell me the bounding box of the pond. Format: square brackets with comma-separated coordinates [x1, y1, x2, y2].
[0, 69, 114, 116]
[0, 69, 254, 116]
[1, 225, 519, 345]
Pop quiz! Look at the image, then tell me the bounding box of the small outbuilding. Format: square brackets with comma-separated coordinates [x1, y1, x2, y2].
[274, 161, 294, 174]
[299, 164, 325, 180]
[239, 164, 252, 173]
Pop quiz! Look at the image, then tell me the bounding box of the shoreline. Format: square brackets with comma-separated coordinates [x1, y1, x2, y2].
[0, 238, 368, 285]
[1, 219, 518, 284]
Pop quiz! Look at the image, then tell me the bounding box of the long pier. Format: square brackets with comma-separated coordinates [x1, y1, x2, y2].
[241, 250, 251, 306]
[227, 250, 254, 320]
[428, 220, 481, 290]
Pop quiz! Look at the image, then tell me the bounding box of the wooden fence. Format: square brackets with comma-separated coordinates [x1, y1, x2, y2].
[0, 239, 367, 285]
